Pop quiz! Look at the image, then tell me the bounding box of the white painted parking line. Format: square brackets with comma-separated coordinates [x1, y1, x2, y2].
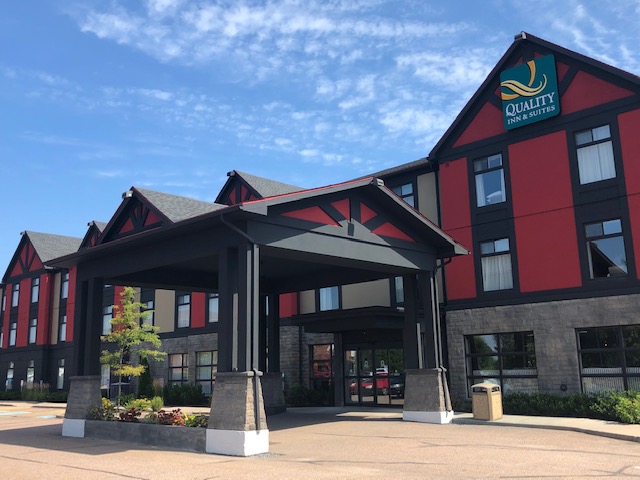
[0, 411, 28, 416]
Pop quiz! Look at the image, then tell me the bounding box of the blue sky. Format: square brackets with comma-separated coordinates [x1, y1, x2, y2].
[1, 0, 640, 272]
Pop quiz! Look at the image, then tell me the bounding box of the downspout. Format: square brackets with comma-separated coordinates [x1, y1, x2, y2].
[220, 214, 262, 431]
[433, 257, 452, 411]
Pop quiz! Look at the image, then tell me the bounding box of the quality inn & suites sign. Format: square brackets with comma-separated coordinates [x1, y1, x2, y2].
[500, 55, 560, 130]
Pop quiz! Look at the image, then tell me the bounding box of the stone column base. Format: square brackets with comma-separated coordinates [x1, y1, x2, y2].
[62, 418, 86, 438]
[402, 368, 453, 424]
[63, 375, 102, 438]
[206, 429, 270, 456]
[261, 372, 285, 415]
[403, 410, 453, 424]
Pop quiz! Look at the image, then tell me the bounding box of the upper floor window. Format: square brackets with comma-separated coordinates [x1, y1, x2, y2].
[1, 289, 5, 312]
[31, 277, 40, 303]
[576, 125, 616, 185]
[474, 154, 506, 207]
[319, 286, 340, 311]
[391, 183, 415, 207]
[208, 293, 219, 323]
[392, 276, 404, 305]
[11, 284, 19, 308]
[585, 219, 627, 278]
[9, 321, 17, 346]
[177, 294, 191, 328]
[142, 300, 154, 327]
[59, 314, 67, 342]
[102, 305, 113, 335]
[61, 272, 69, 299]
[480, 238, 513, 291]
[28, 318, 37, 344]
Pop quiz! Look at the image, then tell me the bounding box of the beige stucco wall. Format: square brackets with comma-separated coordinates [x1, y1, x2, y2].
[342, 280, 390, 309]
[417, 171, 439, 225]
[50, 272, 62, 344]
[298, 290, 316, 314]
[154, 289, 175, 333]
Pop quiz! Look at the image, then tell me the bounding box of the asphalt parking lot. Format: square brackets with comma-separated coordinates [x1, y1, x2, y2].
[0, 402, 639, 479]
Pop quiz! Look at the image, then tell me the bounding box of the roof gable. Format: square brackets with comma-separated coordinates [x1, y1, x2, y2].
[3, 231, 81, 281]
[98, 187, 225, 245]
[216, 170, 303, 205]
[431, 32, 640, 158]
[80, 221, 107, 249]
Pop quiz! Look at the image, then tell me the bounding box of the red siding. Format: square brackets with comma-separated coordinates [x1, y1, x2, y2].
[16, 278, 30, 347]
[279, 292, 298, 318]
[36, 273, 52, 345]
[561, 70, 634, 116]
[191, 292, 206, 328]
[453, 101, 506, 148]
[66, 268, 77, 342]
[510, 132, 582, 292]
[439, 158, 476, 299]
[618, 108, 640, 279]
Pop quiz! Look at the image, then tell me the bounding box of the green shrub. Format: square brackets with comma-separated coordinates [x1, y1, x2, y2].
[125, 397, 152, 412]
[87, 398, 116, 421]
[0, 390, 22, 401]
[150, 396, 164, 412]
[21, 383, 51, 402]
[285, 383, 334, 407]
[163, 384, 207, 406]
[155, 408, 185, 426]
[119, 406, 142, 423]
[185, 414, 209, 428]
[45, 391, 68, 403]
[137, 358, 154, 399]
[118, 393, 136, 406]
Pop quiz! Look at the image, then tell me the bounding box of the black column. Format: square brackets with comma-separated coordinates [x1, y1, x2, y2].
[266, 293, 280, 372]
[419, 272, 438, 369]
[258, 294, 267, 372]
[402, 274, 421, 369]
[72, 275, 103, 376]
[217, 247, 237, 372]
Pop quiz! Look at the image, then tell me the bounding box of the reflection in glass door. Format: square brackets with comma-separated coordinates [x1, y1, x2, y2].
[344, 345, 404, 406]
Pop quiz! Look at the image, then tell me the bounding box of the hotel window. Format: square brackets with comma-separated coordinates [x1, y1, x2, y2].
[61, 272, 69, 299]
[102, 305, 113, 335]
[1, 289, 5, 312]
[177, 294, 191, 328]
[576, 124, 616, 185]
[208, 293, 219, 323]
[28, 318, 37, 344]
[59, 314, 67, 342]
[465, 332, 538, 396]
[169, 353, 189, 386]
[11, 283, 19, 308]
[9, 321, 16, 346]
[196, 351, 218, 395]
[392, 276, 404, 305]
[577, 325, 640, 393]
[31, 277, 39, 303]
[310, 344, 334, 390]
[474, 154, 506, 207]
[57, 359, 65, 390]
[391, 183, 415, 207]
[142, 300, 154, 327]
[585, 219, 627, 278]
[26, 360, 35, 385]
[5, 362, 14, 390]
[480, 238, 513, 291]
[0, 328, 3, 349]
[100, 364, 111, 391]
[319, 286, 340, 311]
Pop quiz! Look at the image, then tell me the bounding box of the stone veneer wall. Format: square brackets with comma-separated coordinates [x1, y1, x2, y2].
[279, 326, 334, 391]
[446, 293, 640, 400]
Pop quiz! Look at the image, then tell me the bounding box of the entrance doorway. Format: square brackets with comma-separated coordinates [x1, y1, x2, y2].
[344, 345, 404, 406]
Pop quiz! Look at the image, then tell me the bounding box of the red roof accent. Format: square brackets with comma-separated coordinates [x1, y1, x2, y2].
[143, 209, 163, 226]
[371, 223, 415, 243]
[282, 206, 341, 227]
[561, 70, 634, 115]
[360, 203, 377, 224]
[119, 217, 135, 234]
[453, 101, 506, 148]
[331, 198, 351, 221]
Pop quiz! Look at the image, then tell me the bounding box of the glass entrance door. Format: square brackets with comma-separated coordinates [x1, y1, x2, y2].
[344, 345, 404, 406]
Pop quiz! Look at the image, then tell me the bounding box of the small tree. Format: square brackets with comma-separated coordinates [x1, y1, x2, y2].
[101, 287, 166, 408]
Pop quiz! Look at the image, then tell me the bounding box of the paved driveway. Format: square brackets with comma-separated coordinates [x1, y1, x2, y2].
[0, 403, 639, 479]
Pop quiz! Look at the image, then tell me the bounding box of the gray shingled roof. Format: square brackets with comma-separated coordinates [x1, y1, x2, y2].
[25, 231, 82, 263]
[366, 157, 431, 180]
[135, 187, 227, 223]
[232, 171, 303, 198]
[91, 221, 108, 232]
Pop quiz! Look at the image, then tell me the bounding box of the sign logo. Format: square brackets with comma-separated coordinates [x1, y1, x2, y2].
[500, 55, 559, 130]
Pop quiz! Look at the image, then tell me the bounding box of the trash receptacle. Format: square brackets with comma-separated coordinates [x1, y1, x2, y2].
[471, 382, 503, 420]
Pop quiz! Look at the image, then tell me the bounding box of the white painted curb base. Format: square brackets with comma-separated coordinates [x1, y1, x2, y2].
[403, 410, 454, 424]
[62, 418, 86, 437]
[206, 429, 269, 456]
